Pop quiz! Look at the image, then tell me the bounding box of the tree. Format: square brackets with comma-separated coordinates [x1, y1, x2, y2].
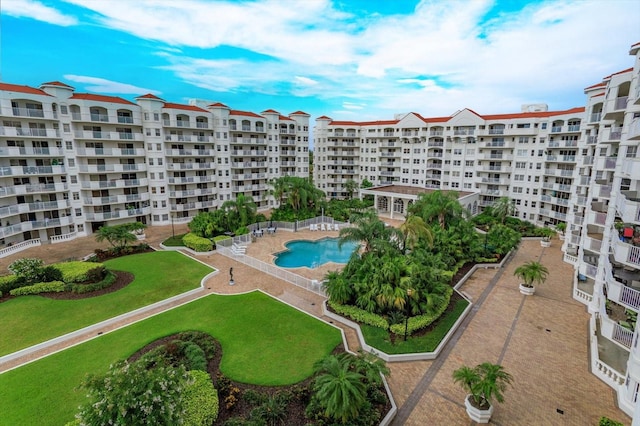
[312, 354, 367, 424]
[409, 190, 467, 230]
[453, 362, 513, 409]
[338, 210, 400, 254]
[344, 179, 359, 200]
[94, 223, 140, 249]
[514, 261, 549, 289]
[485, 224, 521, 256]
[323, 270, 353, 305]
[399, 215, 433, 253]
[222, 193, 257, 230]
[491, 197, 517, 224]
[77, 360, 189, 425]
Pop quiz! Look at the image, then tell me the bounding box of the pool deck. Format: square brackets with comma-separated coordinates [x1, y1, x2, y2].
[0, 224, 631, 425]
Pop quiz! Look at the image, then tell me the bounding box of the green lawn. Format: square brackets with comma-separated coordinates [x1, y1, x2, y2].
[162, 233, 187, 246]
[0, 292, 342, 426]
[0, 251, 212, 356]
[360, 298, 469, 354]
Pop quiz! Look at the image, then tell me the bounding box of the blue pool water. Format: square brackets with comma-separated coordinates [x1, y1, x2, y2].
[274, 237, 359, 268]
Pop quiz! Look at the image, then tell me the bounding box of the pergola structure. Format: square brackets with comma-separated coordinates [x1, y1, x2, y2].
[359, 185, 480, 220]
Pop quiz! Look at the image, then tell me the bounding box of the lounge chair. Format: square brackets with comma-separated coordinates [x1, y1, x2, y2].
[320, 223, 326, 231]
[334, 223, 339, 231]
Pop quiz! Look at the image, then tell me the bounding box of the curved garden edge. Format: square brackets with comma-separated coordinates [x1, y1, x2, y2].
[323, 252, 515, 363]
[159, 242, 216, 256]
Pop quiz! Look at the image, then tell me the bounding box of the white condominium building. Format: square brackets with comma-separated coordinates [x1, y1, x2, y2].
[0, 81, 309, 250]
[314, 106, 583, 225]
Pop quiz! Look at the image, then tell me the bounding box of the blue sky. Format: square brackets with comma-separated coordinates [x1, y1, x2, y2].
[1, 0, 639, 123]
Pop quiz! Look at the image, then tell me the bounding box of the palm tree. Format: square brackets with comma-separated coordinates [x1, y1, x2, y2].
[338, 210, 397, 254]
[453, 362, 513, 409]
[313, 354, 366, 424]
[222, 194, 257, 228]
[323, 270, 353, 305]
[514, 261, 549, 288]
[491, 197, 517, 224]
[399, 214, 433, 253]
[344, 179, 359, 200]
[409, 190, 467, 230]
[352, 350, 389, 386]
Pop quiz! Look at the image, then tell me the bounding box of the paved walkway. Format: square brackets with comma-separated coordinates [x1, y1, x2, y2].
[0, 228, 631, 425]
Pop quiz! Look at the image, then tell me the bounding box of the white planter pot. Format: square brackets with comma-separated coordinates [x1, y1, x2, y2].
[464, 394, 493, 423]
[519, 283, 535, 296]
[558, 234, 565, 241]
[540, 239, 551, 247]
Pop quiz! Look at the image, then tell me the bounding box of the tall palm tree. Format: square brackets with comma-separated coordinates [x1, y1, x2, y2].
[399, 214, 433, 252]
[222, 194, 257, 228]
[514, 261, 549, 288]
[313, 354, 366, 424]
[409, 190, 467, 230]
[491, 197, 517, 224]
[344, 179, 359, 200]
[338, 210, 395, 253]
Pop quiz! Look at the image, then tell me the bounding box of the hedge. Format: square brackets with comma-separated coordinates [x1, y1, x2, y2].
[66, 271, 116, 294]
[0, 274, 21, 294]
[182, 370, 219, 426]
[182, 233, 214, 252]
[389, 287, 453, 336]
[10, 281, 66, 296]
[54, 261, 105, 284]
[328, 301, 389, 329]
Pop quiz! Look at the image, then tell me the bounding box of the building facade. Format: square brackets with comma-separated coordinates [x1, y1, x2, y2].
[0, 81, 309, 249]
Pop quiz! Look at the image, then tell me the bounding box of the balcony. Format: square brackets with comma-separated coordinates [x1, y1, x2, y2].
[231, 161, 266, 168]
[71, 112, 110, 122]
[73, 130, 143, 141]
[427, 141, 443, 147]
[230, 137, 266, 144]
[0, 200, 71, 218]
[75, 147, 146, 157]
[0, 146, 64, 156]
[425, 162, 442, 169]
[171, 201, 215, 211]
[0, 216, 74, 239]
[78, 163, 147, 173]
[541, 182, 572, 192]
[169, 188, 215, 198]
[0, 126, 59, 138]
[587, 135, 598, 145]
[85, 207, 151, 221]
[590, 112, 602, 123]
[616, 193, 640, 224]
[629, 118, 640, 141]
[80, 178, 149, 190]
[548, 140, 578, 148]
[168, 176, 212, 184]
[232, 172, 266, 180]
[164, 134, 213, 143]
[543, 168, 574, 177]
[231, 149, 266, 156]
[603, 96, 628, 120]
[551, 126, 563, 133]
[477, 165, 512, 173]
[167, 162, 214, 171]
[488, 129, 504, 135]
[166, 149, 215, 156]
[83, 193, 150, 205]
[611, 236, 640, 269]
[0, 182, 68, 198]
[12, 107, 47, 118]
[545, 154, 577, 162]
[0, 165, 66, 177]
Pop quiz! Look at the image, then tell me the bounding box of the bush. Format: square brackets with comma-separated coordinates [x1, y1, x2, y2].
[234, 226, 249, 236]
[329, 301, 389, 329]
[389, 287, 452, 336]
[54, 261, 105, 283]
[0, 274, 22, 294]
[67, 271, 116, 293]
[182, 233, 214, 252]
[182, 370, 219, 426]
[179, 331, 217, 360]
[8, 258, 44, 284]
[40, 265, 63, 282]
[599, 417, 624, 426]
[10, 281, 66, 296]
[183, 341, 207, 371]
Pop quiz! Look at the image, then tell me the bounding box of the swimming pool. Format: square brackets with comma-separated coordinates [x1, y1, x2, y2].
[274, 237, 359, 268]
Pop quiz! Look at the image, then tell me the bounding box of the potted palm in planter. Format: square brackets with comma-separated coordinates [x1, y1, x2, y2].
[453, 362, 513, 423]
[556, 222, 567, 241]
[539, 227, 555, 247]
[514, 260, 549, 296]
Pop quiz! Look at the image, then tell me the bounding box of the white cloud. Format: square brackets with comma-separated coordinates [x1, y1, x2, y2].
[63, 75, 162, 95]
[61, 0, 640, 118]
[3, 0, 77, 26]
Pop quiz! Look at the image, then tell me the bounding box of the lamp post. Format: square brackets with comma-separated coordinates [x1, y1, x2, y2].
[404, 288, 413, 341]
[171, 213, 175, 238]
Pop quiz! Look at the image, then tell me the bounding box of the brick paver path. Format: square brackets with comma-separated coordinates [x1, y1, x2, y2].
[0, 228, 631, 425]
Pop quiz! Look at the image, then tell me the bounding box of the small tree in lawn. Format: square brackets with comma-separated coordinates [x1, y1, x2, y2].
[94, 223, 138, 250]
[77, 360, 189, 425]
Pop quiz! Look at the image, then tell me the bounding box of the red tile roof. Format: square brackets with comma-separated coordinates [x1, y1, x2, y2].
[71, 93, 135, 105]
[41, 81, 74, 88]
[261, 109, 279, 114]
[290, 110, 309, 116]
[481, 107, 585, 120]
[230, 109, 263, 118]
[610, 67, 634, 77]
[136, 93, 164, 100]
[316, 115, 332, 120]
[591, 92, 605, 97]
[162, 102, 208, 112]
[208, 102, 229, 108]
[0, 82, 51, 96]
[584, 81, 607, 90]
[279, 115, 293, 121]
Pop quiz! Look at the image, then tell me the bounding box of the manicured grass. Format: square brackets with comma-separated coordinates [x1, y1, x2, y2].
[360, 298, 470, 354]
[0, 292, 342, 426]
[0, 251, 212, 356]
[162, 233, 187, 246]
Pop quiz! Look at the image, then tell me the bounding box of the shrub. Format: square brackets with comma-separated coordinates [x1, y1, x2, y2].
[40, 265, 63, 282]
[179, 331, 216, 360]
[68, 271, 116, 293]
[329, 301, 389, 329]
[183, 341, 207, 371]
[182, 233, 214, 252]
[213, 235, 231, 243]
[182, 370, 219, 426]
[8, 258, 44, 284]
[389, 287, 452, 336]
[234, 226, 249, 236]
[54, 261, 105, 284]
[10, 281, 66, 296]
[0, 274, 22, 294]
[599, 417, 625, 426]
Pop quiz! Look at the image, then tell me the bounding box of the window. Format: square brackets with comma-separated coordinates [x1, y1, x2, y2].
[515, 162, 526, 169]
[63, 124, 70, 133]
[155, 129, 161, 137]
[60, 105, 68, 115]
[75, 208, 82, 217]
[465, 160, 474, 167]
[68, 159, 75, 167]
[73, 192, 79, 200]
[65, 141, 73, 150]
[70, 176, 77, 184]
